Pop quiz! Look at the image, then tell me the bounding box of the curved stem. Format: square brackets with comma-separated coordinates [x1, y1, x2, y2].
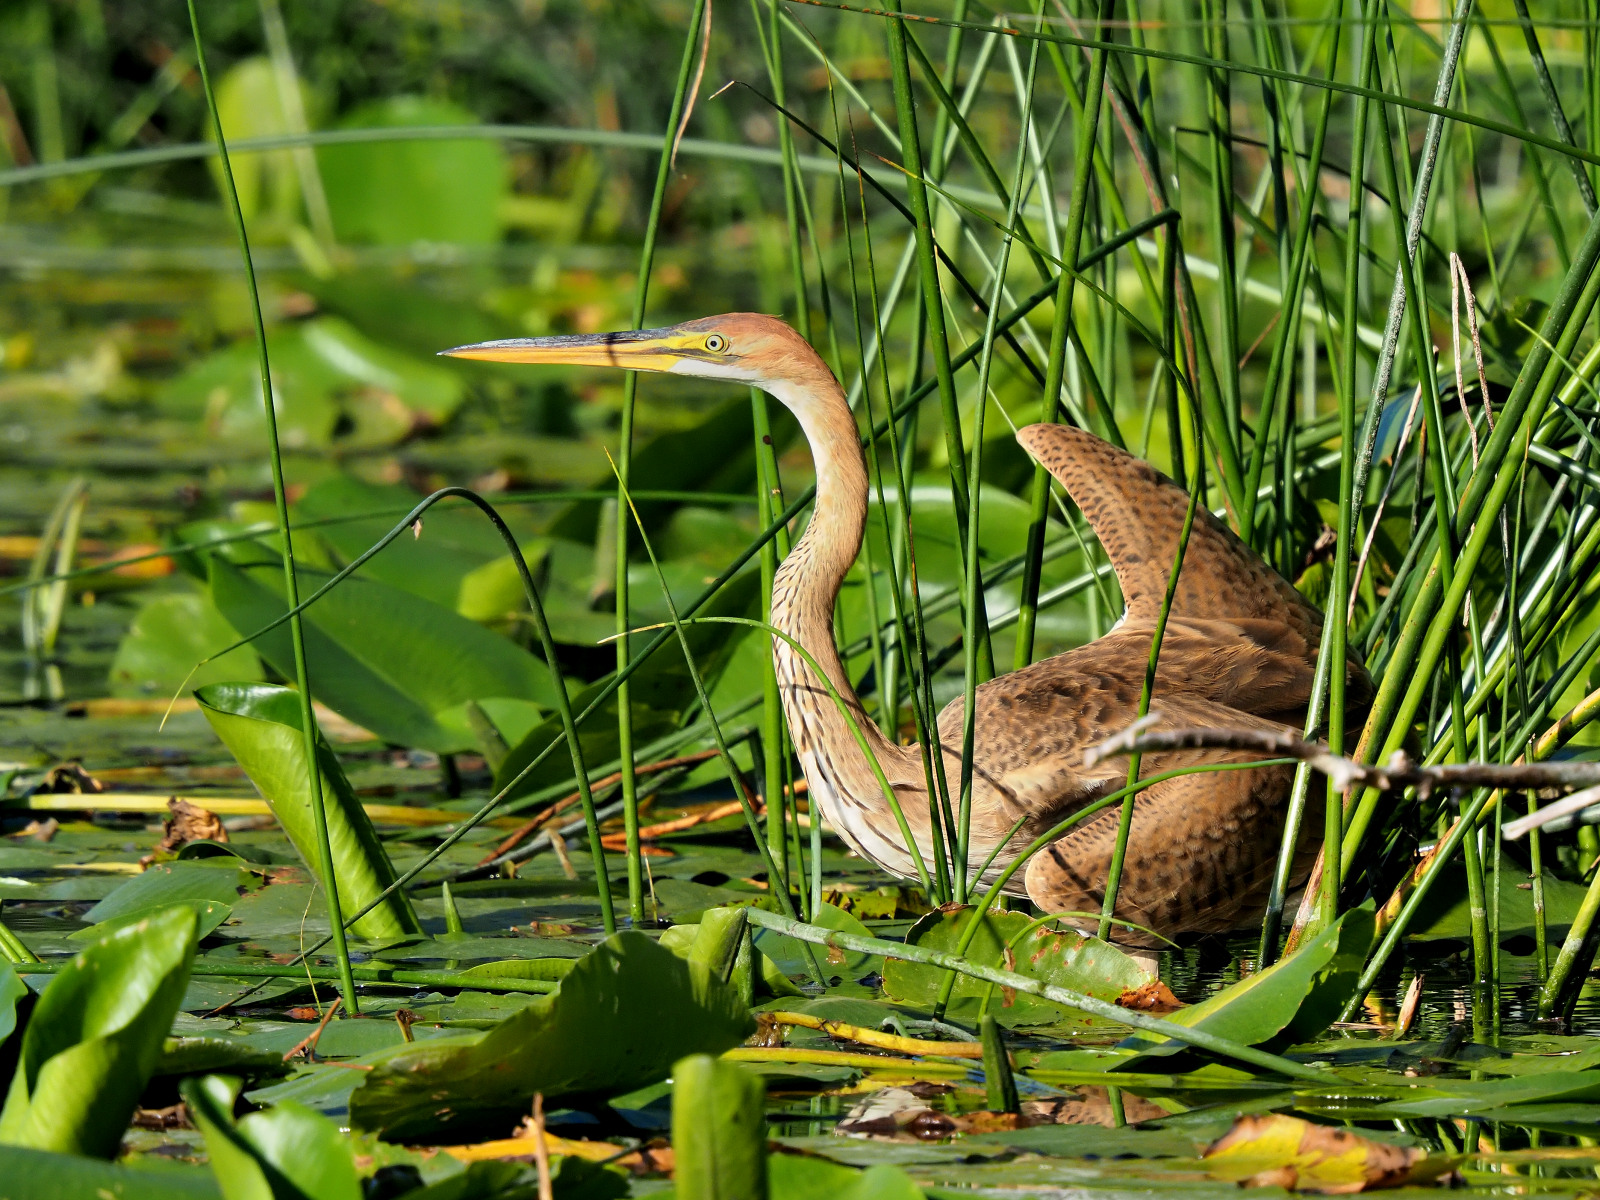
[186, 0, 356, 1017]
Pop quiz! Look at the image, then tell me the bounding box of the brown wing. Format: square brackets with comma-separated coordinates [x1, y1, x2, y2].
[1021, 750, 1308, 947]
[938, 639, 1311, 840]
[1015, 423, 1323, 640]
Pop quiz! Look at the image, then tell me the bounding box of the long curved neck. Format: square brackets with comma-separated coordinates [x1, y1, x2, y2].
[765, 375, 900, 782]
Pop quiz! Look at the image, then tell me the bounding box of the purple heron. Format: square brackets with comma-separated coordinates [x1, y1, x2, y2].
[445, 313, 1371, 949]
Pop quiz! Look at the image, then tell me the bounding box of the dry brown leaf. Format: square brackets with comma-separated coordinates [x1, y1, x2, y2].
[13, 818, 57, 842]
[38, 761, 103, 794]
[1115, 980, 1185, 1014]
[159, 797, 227, 850]
[142, 796, 228, 865]
[1204, 1113, 1457, 1193]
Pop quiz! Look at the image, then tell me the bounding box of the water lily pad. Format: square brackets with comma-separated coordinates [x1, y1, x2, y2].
[349, 930, 753, 1140]
[108, 591, 264, 699]
[1118, 908, 1373, 1059]
[882, 906, 1145, 1026]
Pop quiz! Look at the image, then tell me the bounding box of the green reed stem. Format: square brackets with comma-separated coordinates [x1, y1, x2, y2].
[612, 0, 709, 928]
[1239, 0, 1342, 541]
[840, 116, 954, 900]
[1539, 865, 1600, 1018]
[752, 389, 791, 893]
[1345, 213, 1600, 867]
[1317, 4, 1371, 923]
[886, 15, 993, 682]
[0, 914, 40, 965]
[1509, 0, 1597, 216]
[186, 0, 357, 1017]
[955, 2, 1042, 900]
[612, 478, 831, 978]
[1014, 0, 1114, 670]
[1201, 0, 1242, 459]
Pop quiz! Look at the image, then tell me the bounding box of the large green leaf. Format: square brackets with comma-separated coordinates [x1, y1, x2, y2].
[197, 683, 420, 941]
[1378, 1070, 1600, 1117]
[156, 318, 465, 452]
[295, 475, 521, 611]
[881, 906, 1146, 1025]
[1119, 908, 1374, 1059]
[546, 395, 797, 544]
[109, 591, 265, 699]
[0, 1144, 221, 1200]
[1407, 854, 1591, 943]
[75, 862, 249, 942]
[492, 572, 760, 802]
[81, 861, 247, 925]
[207, 551, 560, 752]
[317, 97, 506, 245]
[185, 1075, 360, 1200]
[0, 906, 197, 1158]
[0, 965, 25, 1053]
[349, 930, 753, 1140]
[755, 901, 881, 981]
[210, 56, 312, 227]
[672, 1054, 767, 1200]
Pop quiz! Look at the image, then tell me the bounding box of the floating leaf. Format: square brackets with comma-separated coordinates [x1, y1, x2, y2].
[1119, 908, 1373, 1059]
[1203, 1113, 1454, 1192]
[197, 683, 420, 941]
[74, 861, 246, 942]
[159, 318, 466, 451]
[755, 901, 880, 981]
[349, 930, 752, 1140]
[0, 906, 197, 1158]
[207, 552, 559, 752]
[1407, 854, 1591, 943]
[1379, 1069, 1600, 1117]
[109, 591, 265, 699]
[317, 97, 506, 246]
[768, 1152, 925, 1200]
[881, 906, 1146, 1024]
[83, 862, 246, 924]
[155, 1036, 290, 1080]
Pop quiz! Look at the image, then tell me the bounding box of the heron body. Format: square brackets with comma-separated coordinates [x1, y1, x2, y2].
[446, 313, 1372, 948]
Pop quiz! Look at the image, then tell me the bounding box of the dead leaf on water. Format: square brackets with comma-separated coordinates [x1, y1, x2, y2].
[1204, 1113, 1458, 1193]
[1115, 979, 1184, 1013]
[153, 797, 228, 856]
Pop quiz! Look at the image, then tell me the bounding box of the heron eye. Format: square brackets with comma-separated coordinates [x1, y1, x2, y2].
[704, 333, 729, 353]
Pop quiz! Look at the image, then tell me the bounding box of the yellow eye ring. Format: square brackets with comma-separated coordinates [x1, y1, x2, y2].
[704, 333, 729, 353]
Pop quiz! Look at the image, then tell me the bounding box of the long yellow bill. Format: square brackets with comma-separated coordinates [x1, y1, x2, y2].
[440, 326, 715, 371]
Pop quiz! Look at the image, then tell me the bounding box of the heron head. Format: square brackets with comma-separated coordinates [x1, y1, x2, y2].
[440, 312, 828, 389]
